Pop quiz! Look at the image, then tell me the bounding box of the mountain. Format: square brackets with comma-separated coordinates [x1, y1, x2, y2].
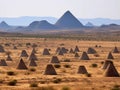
[0, 21, 10, 29]
[27, 20, 58, 30]
[85, 22, 94, 27]
[55, 11, 84, 29]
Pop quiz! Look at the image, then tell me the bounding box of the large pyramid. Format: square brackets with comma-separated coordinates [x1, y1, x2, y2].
[55, 11, 84, 29]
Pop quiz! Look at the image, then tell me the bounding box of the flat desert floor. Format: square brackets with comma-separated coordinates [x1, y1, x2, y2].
[0, 37, 120, 90]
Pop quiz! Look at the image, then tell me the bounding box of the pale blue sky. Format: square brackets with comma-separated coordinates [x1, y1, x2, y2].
[0, 0, 120, 19]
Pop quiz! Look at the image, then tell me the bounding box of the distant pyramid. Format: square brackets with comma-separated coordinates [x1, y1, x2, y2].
[0, 21, 10, 29]
[57, 49, 64, 55]
[87, 47, 97, 54]
[28, 52, 38, 61]
[20, 50, 28, 57]
[104, 61, 119, 77]
[44, 64, 57, 75]
[55, 11, 84, 29]
[77, 65, 88, 74]
[80, 52, 90, 60]
[113, 46, 119, 53]
[56, 47, 61, 53]
[74, 46, 80, 52]
[85, 22, 94, 27]
[107, 52, 114, 59]
[28, 20, 57, 30]
[50, 56, 60, 63]
[0, 59, 8, 66]
[61, 47, 68, 53]
[17, 58, 28, 69]
[69, 48, 74, 53]
[42, 48, 50, 55]
[29, 59, 37, 66]
[6, 54, 12, 61]
[0, 45, 5, 53]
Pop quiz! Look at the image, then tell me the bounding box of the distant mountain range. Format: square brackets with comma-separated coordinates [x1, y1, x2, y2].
[0, 16, 120, 26]
[0, 11, 120, 33]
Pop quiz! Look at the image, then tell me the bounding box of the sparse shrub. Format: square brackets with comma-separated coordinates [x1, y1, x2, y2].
[94, 54, 100, 57]
[85, 73, 91, 77]
[61, 86, 71, 90]
[53, 78, 61, 84]
[40, 80, 45, 84]
[91, 63, 98, 68]
[8, 80, 17, 86]
[7, 71, 15, 76]
[111, 84, 120, 90]
[101, 61, 104, 64]
[29, 68, 36, 72]
[64, 59, 70, 62]
[54, 64, 61, 68]
[39, 86, 55, 90]
[63, 64, 71, 68]
[30, 83, 38, 87]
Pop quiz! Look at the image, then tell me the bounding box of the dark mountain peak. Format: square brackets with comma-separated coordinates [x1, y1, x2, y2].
[55, 11, 84, 29]
[0, 21, 10, 29]
[28, 20, 57, 30]
[85, 22, 94, 27]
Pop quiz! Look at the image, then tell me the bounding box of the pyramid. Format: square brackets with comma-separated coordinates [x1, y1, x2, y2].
[57, 49, 64, 55]
[50, 56, 60, 63]
[87, 47, 97, 54]
[69, 48, 74, 53]
[44, 64, 57, 75]
[0, 59, 8, 66]
[61, 47, 68, 53]
[74, 46, 80, 52]
[104, 61, 119, 77]
[31, 48, 36, 54]
[80, 52, 90, 60]
[28, 52, 38, 61]
[102, 60, 113, 69]
[74, 52, 80, 57]
[56, 47, 61, 53]
[29, 59, 37, 66]
[77, 65, 88, 74]
[6, 54, 12, 61]
[55, 11, 83, 29]
[107, 52, 114, 59]
[17, 58, 28, 69]
[0, 45, 5, 53]
[113, 46, 119, 53]
[20, 50, 28, 57]
[42, 48, 50, 55]
[0, 21, 10, 28]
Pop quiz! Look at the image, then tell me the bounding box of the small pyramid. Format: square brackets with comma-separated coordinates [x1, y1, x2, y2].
[113, 46, 119, 53]
[20, 50, 28, 57]
[28, 52, 38, 61]
[104, 61, 119, 77]
[74, 52, 80, 57]
[74, 46, 80, 52]
[57, 49, 64, 55]
[0, 45, 5, 52]
[17, 58, 28, 69]
[44, 64, 57, 75]
[31, 48, 36, 54]
[102, 60, 113, 69]
[0, 59, 8, 66]
[29, 59, 37, 66]
[6, 54, 12, 61]
[87, 47, 97, 54]
[77, 65, 88, 74]
[69, 48, 74, 53]
[80, 52, 90, 60]
[61, 47, 68, 53]
[42, 48, 50, 55]
[50, 56, 60, 63]
[107, 52, 114, 59]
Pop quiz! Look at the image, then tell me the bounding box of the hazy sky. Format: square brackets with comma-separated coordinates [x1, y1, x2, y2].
[0, 0, 120, 19]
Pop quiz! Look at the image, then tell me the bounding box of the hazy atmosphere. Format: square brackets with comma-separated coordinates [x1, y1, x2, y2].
[0, 0, 120, 19]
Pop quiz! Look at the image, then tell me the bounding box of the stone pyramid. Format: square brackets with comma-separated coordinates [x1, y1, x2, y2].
[28, 52, 38, 61]
[77, 65, 88, 74]
[107, 52, 114, 59]
[69, 48, 74, 53]
[104, 61, 119, 77]
[50, 56, 60, 63]
[44, 64, 57, 75]
[42, 48, 50, 55]
[74, 46, 80, 52]
[6, 54, 12, 61]
[80, 52, 90, 60]
[20, 50, 28, 57]
[113, 46, 119, 53]
[87, 47, 97, 54]
[29, 59, 37, 66]
[17, 58, 28, 69]
[0, 59, 8, 66]
[74, 52, 79, 57]
[102, 60, 113, 69]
